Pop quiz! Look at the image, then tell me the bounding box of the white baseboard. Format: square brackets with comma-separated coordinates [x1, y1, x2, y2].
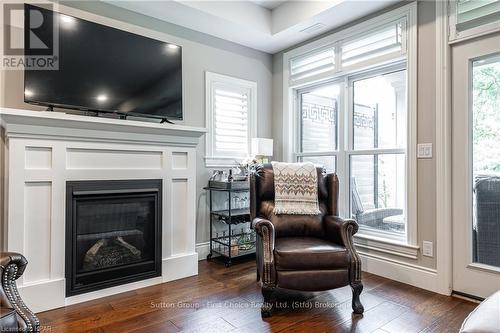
[195, 242, 447, 295]
[359, 251, 447, 294]
[19, 279, 65, 313]
[162, 252, 198, 281]
[20, 253, 200, 313]
[196, 241, 210, 261]
[66, 276, 164, 307]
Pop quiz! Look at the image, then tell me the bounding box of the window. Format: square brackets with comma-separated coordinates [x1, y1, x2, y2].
[449, 0, 500, 42]
[295, 67, 408, 241]
[471, 54, 500, 267]
[288, 19, 406, 86]
[285, 3, 417, 245]
[205, 72, 257, 167]
[296, 82, 340, 172]
[349, 69, 407, 239]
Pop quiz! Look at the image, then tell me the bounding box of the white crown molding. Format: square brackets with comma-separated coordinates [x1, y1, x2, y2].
[0, 108, 206, 147]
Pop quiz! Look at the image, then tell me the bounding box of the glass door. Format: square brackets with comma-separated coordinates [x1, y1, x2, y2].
[452, 32, 500, 298]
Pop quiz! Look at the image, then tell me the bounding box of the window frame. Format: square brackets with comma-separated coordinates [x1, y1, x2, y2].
[283, 2, 417, 249]
[449, 0, 500, 44]
[346, 63, 408, 243]
[205, 72, 257, 168]
[295, 77, 344, 159]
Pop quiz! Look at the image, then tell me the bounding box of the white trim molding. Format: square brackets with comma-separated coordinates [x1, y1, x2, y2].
[406, 2, 418, 247]
[281, 2, 418, 251]
[435, 0, 453, 296]
[195, 241, 211, 261]
[282, 2, 417, 162]
[354, 234, 420, 260]
[359, 252, 441, 294]
[0, 108, 206, 147]
[1, 108, 205, 312]
[205, 72, 257, 167]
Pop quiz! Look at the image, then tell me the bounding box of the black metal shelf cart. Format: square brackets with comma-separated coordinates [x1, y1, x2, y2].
[204, 184, 255, 267]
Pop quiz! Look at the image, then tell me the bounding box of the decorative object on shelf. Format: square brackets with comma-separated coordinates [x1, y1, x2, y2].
[252, 138, 274, 163]
[230, 166, 248, 181]
[210, 170, 228, 182]
[231, 240, 239, 256]
[204, 183, 255, 267]
[209, 168, 249, 189]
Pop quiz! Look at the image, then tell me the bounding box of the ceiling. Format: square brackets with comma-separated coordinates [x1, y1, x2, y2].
[104, 0, 403, 54]
[250, 0, 289, 10]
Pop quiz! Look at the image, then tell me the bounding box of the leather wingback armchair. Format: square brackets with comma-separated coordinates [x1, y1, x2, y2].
[250, 164, 364, 317]
[0, 253, 40, 332]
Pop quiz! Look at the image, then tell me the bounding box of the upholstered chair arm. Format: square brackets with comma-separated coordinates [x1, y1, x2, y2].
[0, 252, 40, 333]
[252, 218, 276, 286]
[323, 216, 362, 284]
[252, 218, 275, 240]
[324, 215, 358, 246]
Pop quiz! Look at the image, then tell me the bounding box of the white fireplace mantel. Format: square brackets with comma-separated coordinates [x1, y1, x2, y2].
[0, 108, 206, 146]
[0, 108, 206, 312]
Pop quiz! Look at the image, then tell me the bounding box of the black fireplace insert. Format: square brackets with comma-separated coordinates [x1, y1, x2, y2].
[65, 179, 162, 296]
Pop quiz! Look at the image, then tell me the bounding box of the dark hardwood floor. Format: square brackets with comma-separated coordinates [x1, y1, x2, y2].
[38, 259, 477, 333]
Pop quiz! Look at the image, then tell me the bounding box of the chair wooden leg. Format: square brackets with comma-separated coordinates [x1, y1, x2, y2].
[351, 281, 364, 314]
[256, 269, 260, 282]
[261, 286, 275, 317]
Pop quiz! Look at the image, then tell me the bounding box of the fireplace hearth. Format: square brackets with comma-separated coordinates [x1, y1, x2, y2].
[65, 179, 162, 296]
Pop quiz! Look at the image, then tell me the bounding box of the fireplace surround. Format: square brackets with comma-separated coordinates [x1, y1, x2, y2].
[1, 108, 206, 312]
[65, 179, 162, 296]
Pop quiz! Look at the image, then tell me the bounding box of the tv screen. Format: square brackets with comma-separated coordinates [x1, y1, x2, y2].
[24, 4, 183, 120]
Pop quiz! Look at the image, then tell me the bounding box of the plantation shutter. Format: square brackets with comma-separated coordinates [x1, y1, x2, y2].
[290, 47, 335, 82]
[456, 0, 500, 32]
[341, 20, 404, 68]
[214, 87, 249, 155]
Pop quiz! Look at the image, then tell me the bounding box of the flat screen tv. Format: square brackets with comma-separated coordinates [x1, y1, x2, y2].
[24, 4, 183, 121]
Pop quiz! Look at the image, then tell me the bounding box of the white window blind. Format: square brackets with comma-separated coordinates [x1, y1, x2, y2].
[205, 72, 257, 166]
[341, 21, 404, 68]
[456, 0, 500, 32]
[288, 19, 408, 83]
[290, 47, 335, 82]
[214, 88, 249, 153]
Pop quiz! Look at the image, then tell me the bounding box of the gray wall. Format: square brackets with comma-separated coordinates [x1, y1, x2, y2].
[272, 0, 438, 269]
[0, 1, 273, 245]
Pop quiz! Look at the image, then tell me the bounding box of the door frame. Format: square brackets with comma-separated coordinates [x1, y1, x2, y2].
[436, 0, 500, 298]
[434, 0, 453, 296]
[451, 39, 500, 298]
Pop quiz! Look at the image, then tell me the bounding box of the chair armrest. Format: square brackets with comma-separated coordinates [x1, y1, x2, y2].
[0, 253, 28, 280]
[323, 216, 362, 284]
[324, 215, 359, 247]
[0, 252, 40, 333]
[252, 218, 276, 286]
[252, 218, 275, 242]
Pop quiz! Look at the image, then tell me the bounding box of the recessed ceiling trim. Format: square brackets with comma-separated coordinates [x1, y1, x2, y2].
[300, 23, 326, 34]
[104, 0, 403, 53]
